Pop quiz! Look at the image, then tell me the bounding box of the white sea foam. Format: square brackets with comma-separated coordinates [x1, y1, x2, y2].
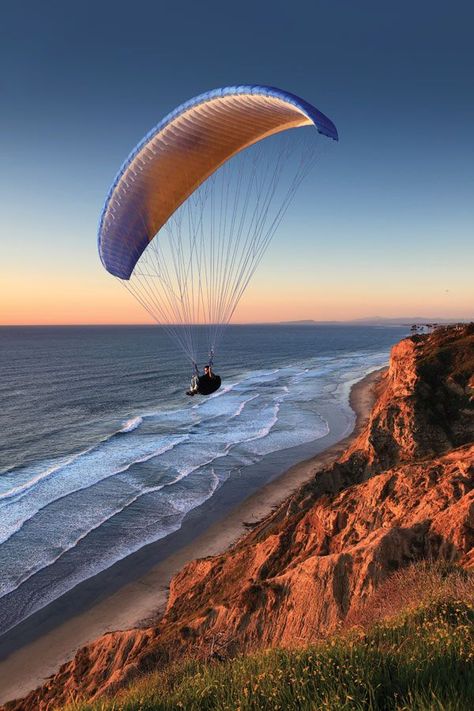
[0, 467, 222, 627]
[0, 435, 189, 546]
[230, 393, 260, 418]
[119, 416, 143, 433]
[244, 401, 281, 443]
[2, 475, 171, 597]
[0, 415, 146, 504]
[0, 449, 95, 504]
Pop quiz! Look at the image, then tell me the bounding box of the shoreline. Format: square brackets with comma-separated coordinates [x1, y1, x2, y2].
[0, 367, 385, 705]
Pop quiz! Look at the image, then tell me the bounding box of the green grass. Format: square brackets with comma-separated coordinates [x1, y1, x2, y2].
[64, 597, 474, 711]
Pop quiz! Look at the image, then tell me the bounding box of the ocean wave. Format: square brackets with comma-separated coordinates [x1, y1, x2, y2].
[0, 412, 171, 506]
[0, 434, 189, 546]
[230, 393, 260, 418]
[0, 450, 95, 504]
[119, 416, 143, 433]
[244, 401, 281, 444]
[1, 482, 172, 597]
[191, 380, 238, 408]
[0, 387, 284, 545]
[0, 465, 222, 611]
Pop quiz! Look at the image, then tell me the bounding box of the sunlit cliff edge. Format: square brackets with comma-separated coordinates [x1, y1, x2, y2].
[5, 323, 474, 710]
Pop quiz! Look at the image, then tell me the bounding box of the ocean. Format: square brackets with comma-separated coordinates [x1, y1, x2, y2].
[0, 324, 407, 636]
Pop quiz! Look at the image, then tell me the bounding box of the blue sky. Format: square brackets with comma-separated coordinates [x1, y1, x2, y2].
[1, 0, 473, 323]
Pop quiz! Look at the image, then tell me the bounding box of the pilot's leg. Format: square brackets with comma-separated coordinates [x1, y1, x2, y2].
[186, 375, 199, 396]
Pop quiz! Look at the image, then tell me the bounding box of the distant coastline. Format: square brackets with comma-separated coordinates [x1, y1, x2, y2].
[278, 317, 472, 326]
[1, 317, 471, 328]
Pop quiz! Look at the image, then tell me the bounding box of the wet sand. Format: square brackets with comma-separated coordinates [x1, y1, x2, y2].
[0, 367, 385, 705]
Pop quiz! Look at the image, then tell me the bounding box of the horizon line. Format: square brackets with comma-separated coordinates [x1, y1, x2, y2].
[1, 317, 472, 328]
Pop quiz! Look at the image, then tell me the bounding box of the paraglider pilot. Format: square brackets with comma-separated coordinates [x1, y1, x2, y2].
[186, 365, 221, 397]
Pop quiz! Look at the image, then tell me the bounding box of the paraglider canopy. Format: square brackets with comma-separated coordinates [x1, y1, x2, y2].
[97, 85, 338, 368]
[98, 85, 338, 281]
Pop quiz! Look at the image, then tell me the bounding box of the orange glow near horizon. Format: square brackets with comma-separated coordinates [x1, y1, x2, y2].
[1, 269, 473, 326]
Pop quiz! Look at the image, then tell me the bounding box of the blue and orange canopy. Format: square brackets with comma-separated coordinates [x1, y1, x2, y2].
[98, 85, 338, 280]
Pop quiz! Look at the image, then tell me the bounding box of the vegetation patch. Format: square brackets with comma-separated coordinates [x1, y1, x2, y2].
[64, 565, 474, 711]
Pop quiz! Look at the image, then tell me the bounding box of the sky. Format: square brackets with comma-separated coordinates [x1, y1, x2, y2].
[1, 0, 473, 325]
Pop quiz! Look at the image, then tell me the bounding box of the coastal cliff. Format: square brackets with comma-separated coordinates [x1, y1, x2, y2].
[6, 324, 474, 710]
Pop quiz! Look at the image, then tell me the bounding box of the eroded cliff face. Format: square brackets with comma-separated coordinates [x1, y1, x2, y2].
[341, 326, 474, 473]
[6, 324, 474, 710]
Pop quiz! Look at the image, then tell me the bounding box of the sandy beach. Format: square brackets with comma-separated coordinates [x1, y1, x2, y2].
[0, 367, 385, 705]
